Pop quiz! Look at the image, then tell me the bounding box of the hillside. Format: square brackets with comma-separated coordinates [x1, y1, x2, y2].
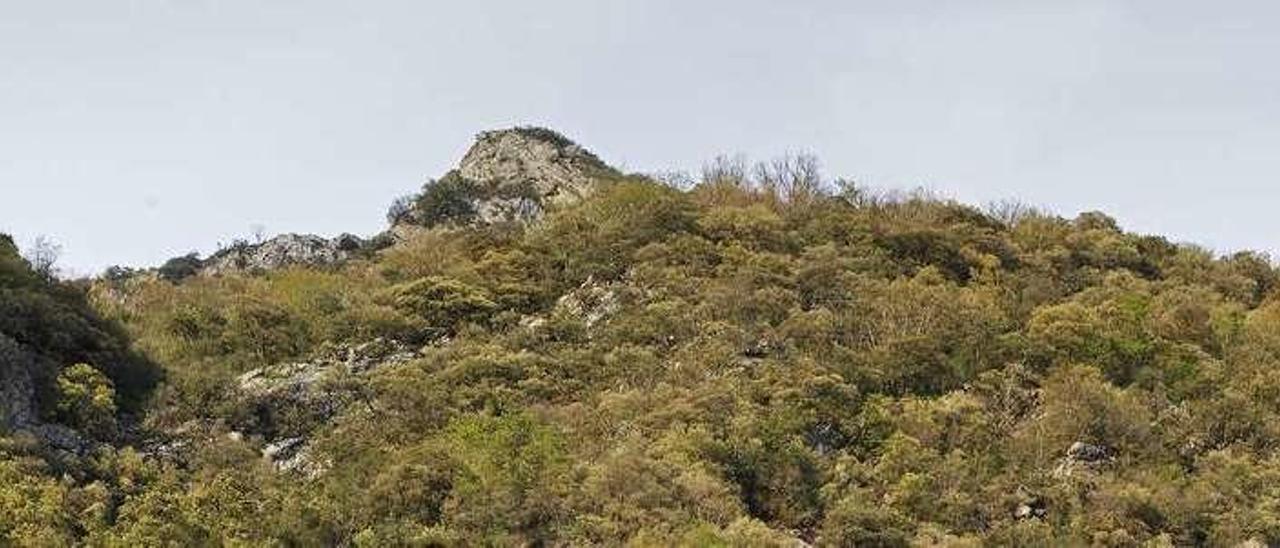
[5, 127, 1280, 546]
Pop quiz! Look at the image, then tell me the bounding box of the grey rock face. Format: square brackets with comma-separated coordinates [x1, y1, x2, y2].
[0, 334, 40, 430]
[261, 436, 321, 476]
[236, 338, 418, 420]
[1066, 441, 1114, 463]
[0, 334, 90, 454]
[519, 275, 633, 337]
[234, 338, 419, 473]
[384, 127, 615, 234]
[471, 195, 544, 225]
[1052, 441, 1116, 478]
[458, 128, 612, 211]
[1014, 499, 1047, 520]
[202, 233, 364, 276]
[554, 275, 623, 328]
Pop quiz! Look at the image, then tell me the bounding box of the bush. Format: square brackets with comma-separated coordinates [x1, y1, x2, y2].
[820, 493, 913, 547]
[412, 172, 483, 227]
[381, 276, 496, 337]
[442, 413, 570, 543]
[158, 253, 203, 283]
[532, 179, 696, 282]
[55, 363, 118, 438]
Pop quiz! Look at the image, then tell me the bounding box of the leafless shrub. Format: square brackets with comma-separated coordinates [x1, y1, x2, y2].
[984, 199, 1044, 226]
[700, 154, 751, 189]
[753, 152, 825, 206]
[25, 235, 62, 280]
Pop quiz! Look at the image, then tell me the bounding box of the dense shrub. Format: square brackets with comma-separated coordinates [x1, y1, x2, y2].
[0, 236, 158, 419]
[412, 172, 483, 227]
[381, 276, 496, 337]
[158, 253, 202, 283]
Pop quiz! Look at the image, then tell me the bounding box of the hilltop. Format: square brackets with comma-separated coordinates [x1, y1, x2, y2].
[4, 128, 1280, 545]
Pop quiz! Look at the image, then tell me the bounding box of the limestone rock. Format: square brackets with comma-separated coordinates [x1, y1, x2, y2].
[262, 436, 323, 476]
[1014, 499, 1047, 520]
[1053, 441, 1115, 478]
[391, 127, 616, 229]
[553, 275, 624, 328]
[1066, 441, 1114, 463]
[458, 127, 614, 210]
[234, 338, 419, 459]
[0, 334, 40, 430]
[202, 233, 365, 276]
[0, 335, 92, 454]
[471, 194, 544, 225]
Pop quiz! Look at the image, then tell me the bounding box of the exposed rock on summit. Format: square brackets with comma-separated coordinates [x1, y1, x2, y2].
[201, 233, 366, 276]
[458, 127, 614, 210]
[391, 127, 618, 229]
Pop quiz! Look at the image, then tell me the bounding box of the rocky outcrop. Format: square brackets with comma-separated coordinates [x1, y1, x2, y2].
[1052, 441, 1115, 478]
[521, 275, 629, 334]
[262, 437, 318, 476]
[459, 127, 614, 210]
[1066, 441, 1114, 463]
[470, 194, 545, 225]
[160, 127, 613, 274]
[0, 334, 91, 454]
[234, 338, 419, 472]
[0, 334, 40, 430]
[389, 127, 617, 231]
[1014, 500, 1047, 520]
[201, 233, 365, 276]
[553, 275, 624, 328]
[1013, 490, 1047, 520]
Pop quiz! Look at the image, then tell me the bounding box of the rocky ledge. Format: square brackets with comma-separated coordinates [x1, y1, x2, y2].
[201, 233, 367, 276]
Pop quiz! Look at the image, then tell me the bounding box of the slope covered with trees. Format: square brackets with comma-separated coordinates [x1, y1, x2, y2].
[5, 129, 1280, 546]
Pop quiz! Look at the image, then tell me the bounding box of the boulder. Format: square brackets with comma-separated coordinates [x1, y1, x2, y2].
[1053, 441, 1116, 478]
[1014, 499, 1047, 520]
[1066, 441, 1114, 463]
[262, 436, 321, 476]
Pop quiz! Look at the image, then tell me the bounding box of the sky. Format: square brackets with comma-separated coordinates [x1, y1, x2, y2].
[2, 1, 1278, 275]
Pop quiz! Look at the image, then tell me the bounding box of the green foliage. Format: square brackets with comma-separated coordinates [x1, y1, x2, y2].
[821, 492, 914, 547]
[531, 179, 697, 282]
[55, 363, 117, 438]
[441, 413, 570, 543]
[412, 171, 484, 227]
[8, 156, 1280, 546]
[382, 276, 497, 337]
[157, 252, 202, 283]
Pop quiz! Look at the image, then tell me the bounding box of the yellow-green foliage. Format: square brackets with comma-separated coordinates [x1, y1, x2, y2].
[55, 363, 117, 439]
[8, 173, 1280, 546]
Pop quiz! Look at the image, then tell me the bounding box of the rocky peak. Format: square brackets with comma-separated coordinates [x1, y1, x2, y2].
[386, 127, 617, 231]
[457, 127, 614, 209]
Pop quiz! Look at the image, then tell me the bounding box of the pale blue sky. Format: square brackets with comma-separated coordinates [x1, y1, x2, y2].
[2, 1, 1278, 274]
